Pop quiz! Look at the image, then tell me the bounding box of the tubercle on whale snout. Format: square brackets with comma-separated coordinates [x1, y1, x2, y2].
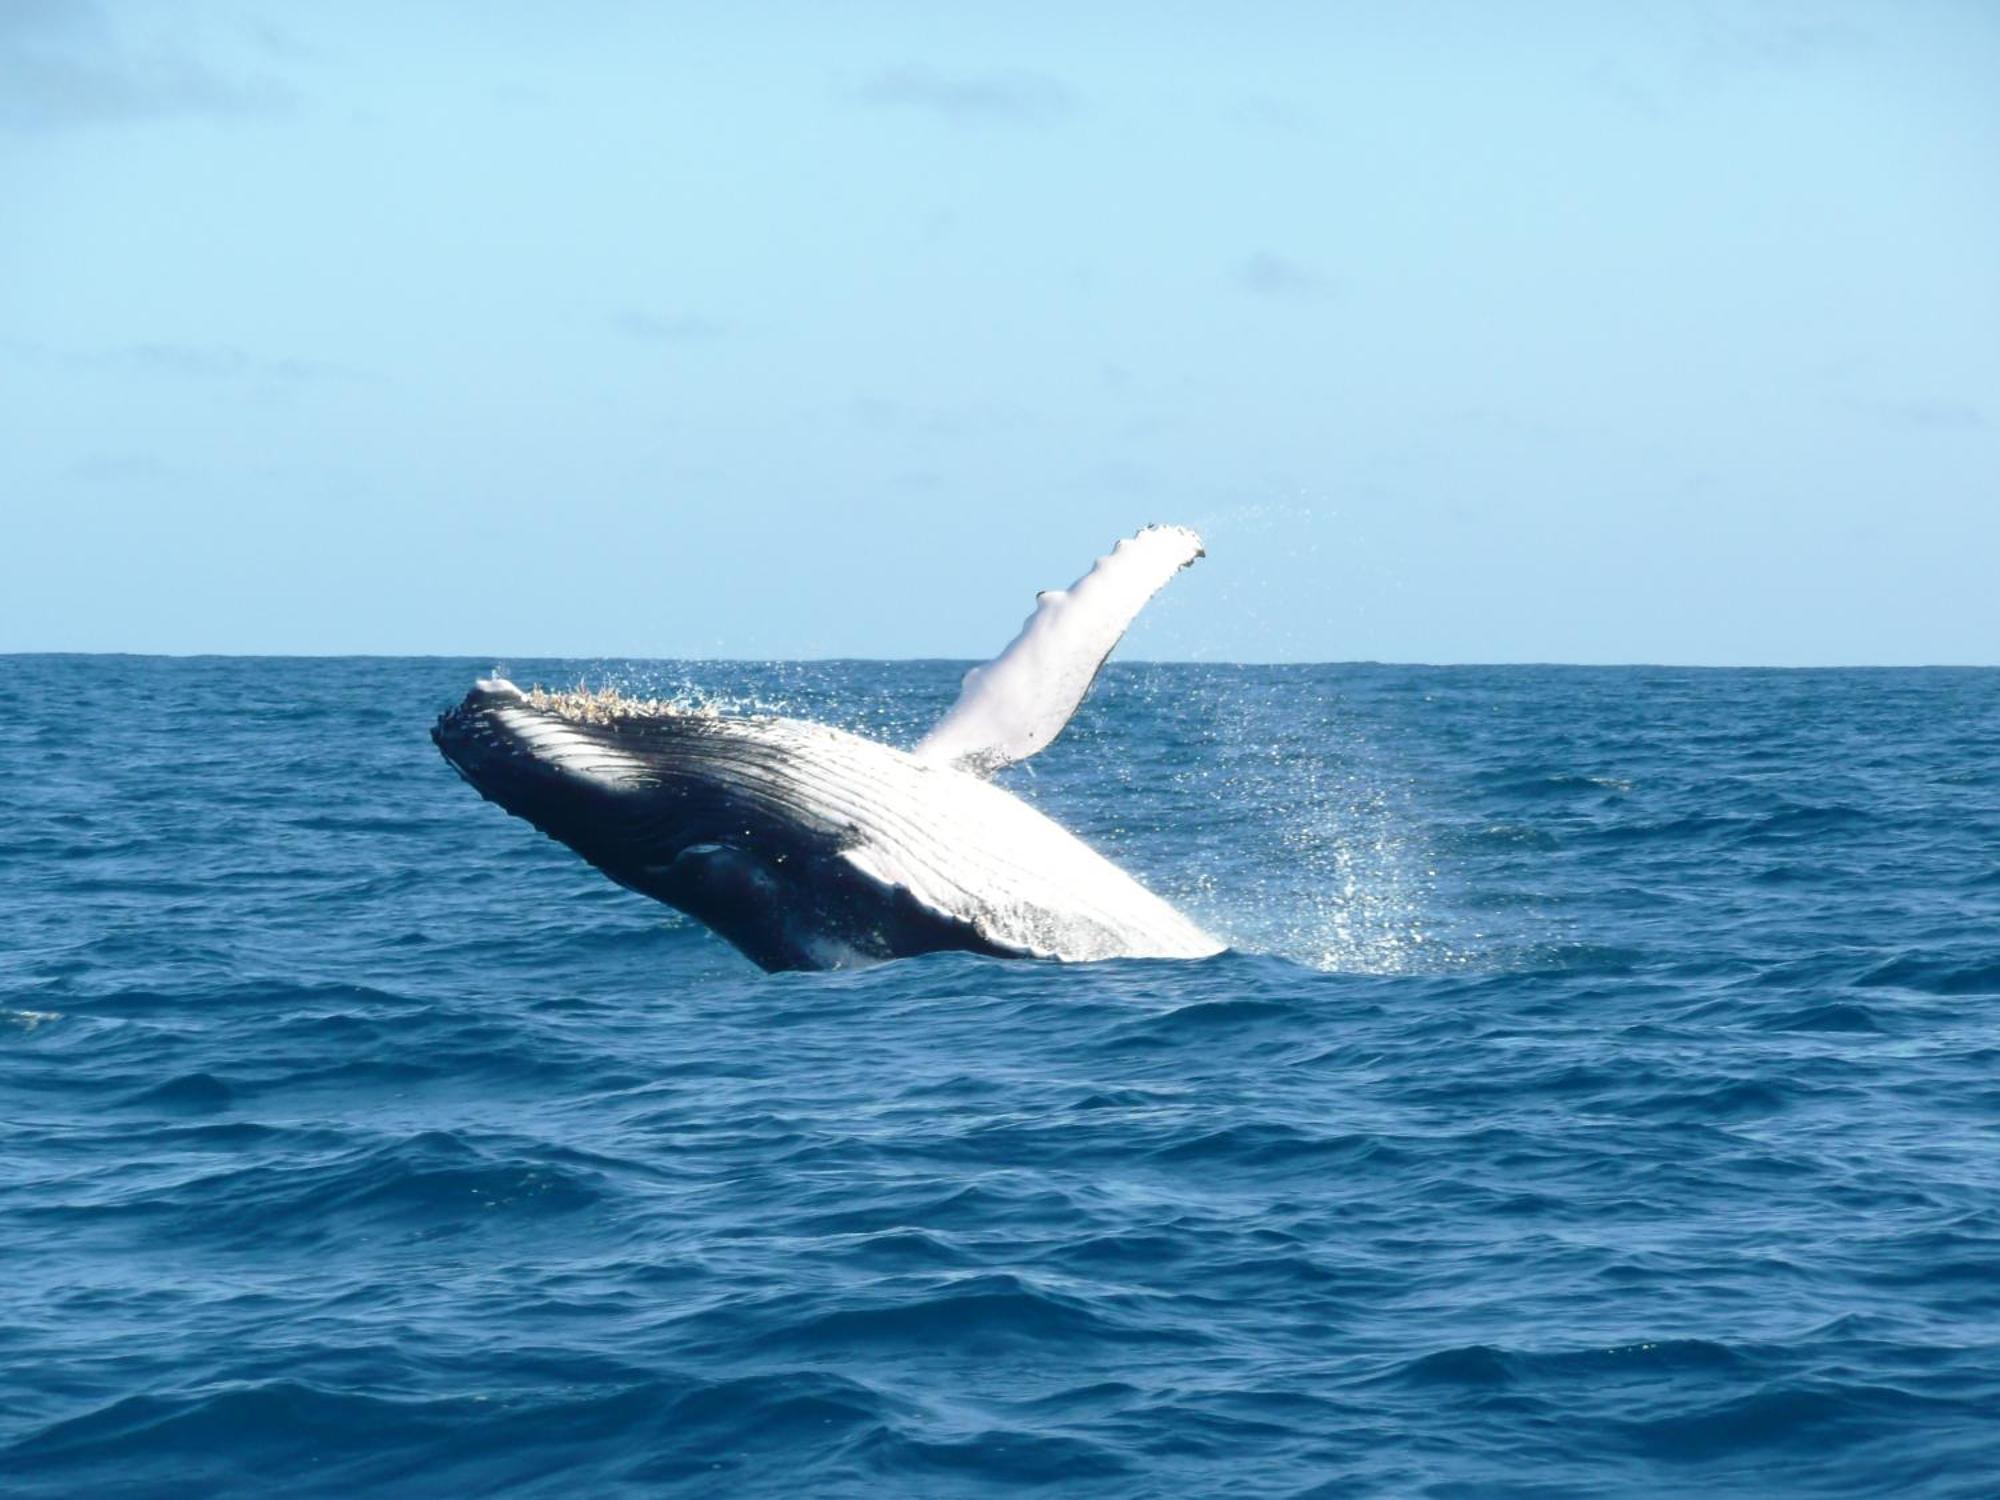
[429, 688, 509, 774]
[431, 687, 580, 801]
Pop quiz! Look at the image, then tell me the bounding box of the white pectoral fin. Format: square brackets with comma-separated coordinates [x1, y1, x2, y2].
[913, 524, 1205, 775]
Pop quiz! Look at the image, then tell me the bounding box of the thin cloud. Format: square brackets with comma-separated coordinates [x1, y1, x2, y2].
[1586, 7, 1865, 118]
[0, 0, 291, 132]
[1230, 96, 1309, 133]
[610, 310, 729, 344]
[850, 65, 1075, 124]
[1237, 252, 1332, 301]
[1853, 397, 1987, 432]
[1688, 10, 1860, 77]
[69, 449, 179, 484]
[121, 342, 359, 383]
[2, 336, 362, 385]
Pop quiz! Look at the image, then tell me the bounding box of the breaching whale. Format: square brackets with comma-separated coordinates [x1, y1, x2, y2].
[431, 525, 1224, 972]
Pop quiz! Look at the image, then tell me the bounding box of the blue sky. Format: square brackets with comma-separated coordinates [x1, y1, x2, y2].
[3, 1, 1995, 663]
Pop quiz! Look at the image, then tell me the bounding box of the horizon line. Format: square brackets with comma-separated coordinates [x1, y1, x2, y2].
[2, 651, 1994, 672]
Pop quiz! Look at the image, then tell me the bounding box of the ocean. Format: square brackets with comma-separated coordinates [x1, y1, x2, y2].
[3, 655, 1997, 1497]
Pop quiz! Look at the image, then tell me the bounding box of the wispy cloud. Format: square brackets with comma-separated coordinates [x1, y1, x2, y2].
[610, 310, 729, 345]
[1687, 9, 1860, 77]
[69, 449, 179, 485]
[850, 65, 1075, 124]
[0, 0, 291, 132]
[122, 341, 360, 384]
[1236, 252, 1332, 301]
[1229, 96, 1309, 133]
[3, 336, 363, 385]
[1586, 7, 1866, 118]
[1852, 397, 1987, 432]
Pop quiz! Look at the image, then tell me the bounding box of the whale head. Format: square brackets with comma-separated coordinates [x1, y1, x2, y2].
[430, 679, 921, 968]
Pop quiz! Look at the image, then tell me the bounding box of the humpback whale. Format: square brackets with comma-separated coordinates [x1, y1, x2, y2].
[431, 525, 1223, 972]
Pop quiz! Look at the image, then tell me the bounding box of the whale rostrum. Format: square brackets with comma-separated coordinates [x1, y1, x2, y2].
[431, 525, 1223, 972]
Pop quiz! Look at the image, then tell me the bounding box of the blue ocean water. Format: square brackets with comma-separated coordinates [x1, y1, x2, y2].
[3, 655, 1998, 1498]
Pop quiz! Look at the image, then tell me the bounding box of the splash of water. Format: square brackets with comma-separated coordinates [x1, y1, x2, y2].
[1153, 682, 1464, 976]
[1229, 752, 1454, 975]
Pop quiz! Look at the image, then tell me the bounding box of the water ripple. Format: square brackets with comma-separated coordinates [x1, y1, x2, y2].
[2, 658, 1997, 1496]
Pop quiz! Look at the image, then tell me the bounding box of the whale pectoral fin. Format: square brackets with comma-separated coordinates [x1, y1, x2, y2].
[912, 524, 1205, 776]
[647, 844, 811, 971]
[662, 843, 779, 906]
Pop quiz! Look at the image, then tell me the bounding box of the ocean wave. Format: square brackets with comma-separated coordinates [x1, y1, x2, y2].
[4, 658, 1998, 1497]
